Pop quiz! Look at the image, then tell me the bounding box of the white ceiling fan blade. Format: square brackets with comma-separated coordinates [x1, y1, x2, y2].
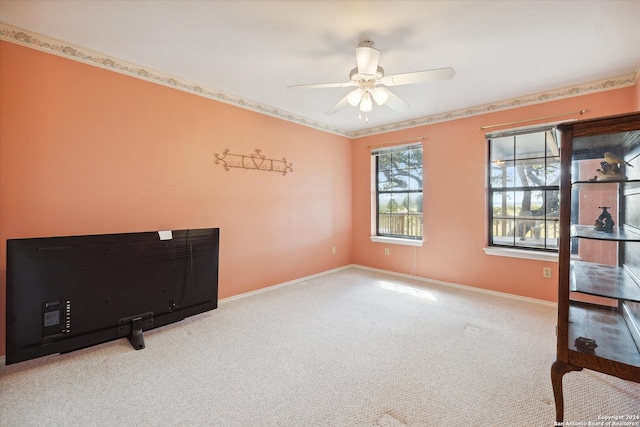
[288, 81, 357, 89]
[381, 67, 455, 86]
[325, 93, 351, 115]
[382, 88, 410, 112]
[356, 45, 380, 76]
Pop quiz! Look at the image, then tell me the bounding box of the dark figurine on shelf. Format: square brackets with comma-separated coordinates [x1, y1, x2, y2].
[575, 336, 598, 354]
[594, 206, 614, 232]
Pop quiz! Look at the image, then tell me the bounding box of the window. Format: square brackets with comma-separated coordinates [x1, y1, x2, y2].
[488, 127, 560, 251]
[373, 143, 423, 240]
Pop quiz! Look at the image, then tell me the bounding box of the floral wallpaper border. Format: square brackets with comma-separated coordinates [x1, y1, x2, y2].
[1, 22, 636, 139]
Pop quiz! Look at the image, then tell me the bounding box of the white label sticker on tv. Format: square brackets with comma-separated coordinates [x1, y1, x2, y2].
[158, 230, 173, 240]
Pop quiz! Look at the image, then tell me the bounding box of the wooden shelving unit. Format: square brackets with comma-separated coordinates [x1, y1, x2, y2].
[552, 112, 640, 423]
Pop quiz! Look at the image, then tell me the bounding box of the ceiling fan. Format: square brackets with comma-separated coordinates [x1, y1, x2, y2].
[287, 40, 455, 116]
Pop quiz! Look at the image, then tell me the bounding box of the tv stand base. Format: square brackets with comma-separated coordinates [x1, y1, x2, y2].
[118, 312, 153, 350]
[128, 317, 145, 350]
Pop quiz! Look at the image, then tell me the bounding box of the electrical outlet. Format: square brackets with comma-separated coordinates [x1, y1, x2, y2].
[543, 267, 552, 278]
[332, 246, 336, 255]
[384, 248, 390, 256]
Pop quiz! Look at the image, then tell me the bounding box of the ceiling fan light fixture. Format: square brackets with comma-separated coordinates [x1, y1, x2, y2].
[371, 87, 389, 106]
[347, 88, 364, 107]
[288, 40, 454, 119]
[360, 92, 373, 112]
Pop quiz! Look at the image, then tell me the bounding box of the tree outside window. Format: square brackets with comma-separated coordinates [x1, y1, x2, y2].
[489, 130, 560, 251]
[375, 144, 423, 240]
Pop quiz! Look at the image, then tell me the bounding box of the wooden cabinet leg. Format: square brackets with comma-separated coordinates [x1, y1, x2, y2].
[551, 360, 582, 423]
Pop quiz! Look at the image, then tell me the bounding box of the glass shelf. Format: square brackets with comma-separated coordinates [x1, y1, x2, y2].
[571, 224, 640, 241]
[573, 179, 640, 187]
[570, 261, 640, 302]
[569, 302, 640, 367]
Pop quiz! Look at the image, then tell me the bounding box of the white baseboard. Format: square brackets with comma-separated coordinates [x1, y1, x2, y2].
[352, 264, 557, 307]
[0, 266, 354, 364]
[219, 263, 555, 307]
[0, 264, 553, 364]
[219, 265, 353, 304]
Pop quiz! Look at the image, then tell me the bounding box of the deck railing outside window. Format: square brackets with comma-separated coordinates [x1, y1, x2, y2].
[378, 213, 423, 239]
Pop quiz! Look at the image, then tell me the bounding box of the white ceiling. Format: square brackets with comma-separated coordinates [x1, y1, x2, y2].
[1, 0, 639, 136]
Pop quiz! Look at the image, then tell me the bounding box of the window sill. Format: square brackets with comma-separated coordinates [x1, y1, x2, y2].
[370, 236, 423, 247]
[483, 246, 558, 262]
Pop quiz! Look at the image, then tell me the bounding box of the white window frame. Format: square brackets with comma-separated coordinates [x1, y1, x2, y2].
[485, 123, 563, 259]
[370, 143, 424, 247]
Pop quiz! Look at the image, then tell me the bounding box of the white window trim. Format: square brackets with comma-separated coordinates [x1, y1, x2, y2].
[483, 246, 558, 262]
[371, 142, 424, 242]
[370, 236, 424, 247]
[486, 123, 561, 254]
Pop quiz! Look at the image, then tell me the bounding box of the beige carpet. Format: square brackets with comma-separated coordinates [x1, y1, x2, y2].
[1, 267, 638, 426]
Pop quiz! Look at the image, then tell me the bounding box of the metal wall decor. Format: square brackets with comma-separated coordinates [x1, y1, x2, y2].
[215, 148, 293, 175]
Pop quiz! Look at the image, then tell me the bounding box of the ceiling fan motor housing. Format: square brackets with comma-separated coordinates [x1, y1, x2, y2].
[358, 40, 376, 48]
[349, 66, 385, 84]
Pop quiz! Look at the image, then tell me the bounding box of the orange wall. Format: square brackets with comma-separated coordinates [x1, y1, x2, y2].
[351, 87, 635, 302]
[1, 39, 637, 359]
[0, 41, 353, 356]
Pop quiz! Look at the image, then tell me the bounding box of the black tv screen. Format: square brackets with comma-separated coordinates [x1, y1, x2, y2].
[6, 228, 219, 365]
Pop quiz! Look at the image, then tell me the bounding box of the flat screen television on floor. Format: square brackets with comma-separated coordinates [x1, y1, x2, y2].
[6, 228, 219, 365]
